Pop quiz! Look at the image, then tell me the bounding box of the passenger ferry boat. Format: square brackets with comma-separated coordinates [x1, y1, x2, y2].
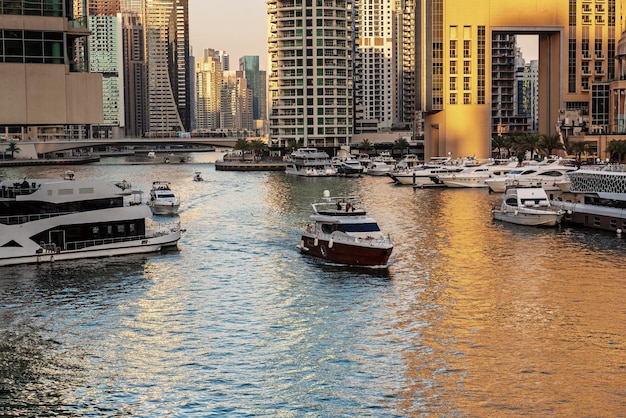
[0, 177, 182, 266]
[285, 148, 337, 177]
[297, 190, 393, 266]
[551, 165, 626, 232]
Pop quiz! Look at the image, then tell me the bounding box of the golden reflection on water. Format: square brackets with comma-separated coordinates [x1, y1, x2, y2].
[376, 186, 626, 416]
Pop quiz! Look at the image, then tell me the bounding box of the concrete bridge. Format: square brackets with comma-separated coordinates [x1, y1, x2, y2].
[3, 137, 242, 159]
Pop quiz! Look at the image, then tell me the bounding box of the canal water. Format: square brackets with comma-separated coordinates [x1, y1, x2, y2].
[1, 153, 625, 416]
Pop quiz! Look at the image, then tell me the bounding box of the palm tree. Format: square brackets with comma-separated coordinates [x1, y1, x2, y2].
[394, 137, 410, 158]
[508, 132, 538, 163]
[5, 140, 20, 159]
[606, 139, 626, 163]
[249, 139, 267, 160]
[234, 138, 250, 161]
[568, 140, 589, 162]
[491, 135, 511, 159]
[537, 133, 566, 158]
[360, 138, 372, 155]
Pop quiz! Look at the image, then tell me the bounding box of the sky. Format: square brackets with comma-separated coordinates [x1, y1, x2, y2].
[188, 1, 539, 70]
[189, 0, 268, 70]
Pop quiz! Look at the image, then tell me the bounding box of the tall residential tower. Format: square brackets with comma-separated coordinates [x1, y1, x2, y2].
[267, 0, 353, 153]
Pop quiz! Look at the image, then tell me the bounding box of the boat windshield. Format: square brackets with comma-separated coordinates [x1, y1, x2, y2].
[321, 223, 381, 234]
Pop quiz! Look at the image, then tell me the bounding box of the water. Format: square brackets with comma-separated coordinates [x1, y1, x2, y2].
[1, 154, 625, 416]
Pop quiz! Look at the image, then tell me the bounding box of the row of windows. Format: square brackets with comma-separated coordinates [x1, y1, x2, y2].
[0, 0, 64, 17]
[0, 30, 64, 64]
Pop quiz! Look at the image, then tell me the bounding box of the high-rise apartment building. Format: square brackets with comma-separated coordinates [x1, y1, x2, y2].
[121, 11, 148, 137]
[0, 1, 103, 140]
[196, 49, 223, 131]
[412, 0, 626, 159]
[144, 0, 190, 135]
[221, 70, 254, 132]
[239, 56, 267, 123]
[87, 1, 125, 138]
[353, 0, 396, 133]
[515, 58, 539, 132]
[267, 0, 353, 153]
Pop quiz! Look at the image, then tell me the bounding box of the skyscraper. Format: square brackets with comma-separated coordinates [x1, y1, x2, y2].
[196, 49, 223, 131]
[267, 0, 353, 154]
[239, 56, 267, 123]
[144, 0, 190, 135]
[353, 0, 397, 133]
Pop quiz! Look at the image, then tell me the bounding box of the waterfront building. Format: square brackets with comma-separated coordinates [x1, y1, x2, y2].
[239, 56, 267, 123]
[353, 0, 397, 134]
[0, 1, 103, 140]
[515, 58, 539, 132]
[221, 70, 254, 132]
[143, 0, 190, 136]
[87, 1, 125, 139]
[121, 11, 148, 138]
[411, 0, 626, 160]
[195, 49, 223, 131]
[266, 0, 353, 154]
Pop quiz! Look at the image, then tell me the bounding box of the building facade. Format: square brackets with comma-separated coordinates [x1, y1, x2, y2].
[87, 2, 125, 138]
[353, 0, 397, 133]
[413, 0, 626, 160]
[195, 49, 223, 131]
[0, 0, 103, 140]
[266, 0, 353, 154]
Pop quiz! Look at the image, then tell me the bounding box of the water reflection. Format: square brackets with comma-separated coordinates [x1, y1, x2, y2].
[1, 162, 625, 416]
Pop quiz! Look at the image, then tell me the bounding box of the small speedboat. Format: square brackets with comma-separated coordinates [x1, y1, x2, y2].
[297, 190, 394, 266]
[491, 186, 564, 226]
[193, 172, 204, 182]
[63, 170, 76, 180]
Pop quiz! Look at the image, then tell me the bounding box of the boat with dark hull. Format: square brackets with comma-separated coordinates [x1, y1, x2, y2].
[551, 165, 626, 232]
[297, 191, 393, 266]
[0, 178, 182, 266]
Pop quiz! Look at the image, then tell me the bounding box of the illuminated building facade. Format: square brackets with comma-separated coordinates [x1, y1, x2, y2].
[0, 1, 103, 140]
[414, 0, 626, 159]
[267, 0, 353, 153]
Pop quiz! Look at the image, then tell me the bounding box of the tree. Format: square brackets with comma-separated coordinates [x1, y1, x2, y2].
[568, 140, 589, 162]
[5, 140, 20, 159]
[537, 133, 566, 158]
[606, 139, 626, 163]
[360, 138, 372, 154]
[249, 139, 267, 159]
[491, 135, 511, 159]
[508, 132, 539, 163]
[234, 138, 250, 161]
[394, 137, 410, 158]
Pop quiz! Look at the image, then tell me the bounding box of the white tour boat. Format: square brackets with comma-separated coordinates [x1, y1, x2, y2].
[284, 148, 337, 177]
[148, 181, 180, 215]
[492, 186, 565, 226]
[0, 177, 182, 266]
[297, 190, 394, 266]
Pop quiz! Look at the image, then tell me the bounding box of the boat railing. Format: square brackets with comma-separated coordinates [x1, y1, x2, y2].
[65, 235, 150, 251]
[329, 230, 393, 246]
[0, 211, 75, 225]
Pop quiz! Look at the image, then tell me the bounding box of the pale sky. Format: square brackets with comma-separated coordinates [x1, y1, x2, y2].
[189, 0, 268, 70]
[188, 2, 539, 70]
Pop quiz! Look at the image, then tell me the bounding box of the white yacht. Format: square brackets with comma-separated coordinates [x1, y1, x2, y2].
[485, 158, 578, 193]
[284, 148, 337, 177]
[366, 161, 393, 176]
[148, 181, 180, 215]
[389, 157, 462, 187]
[395, 154, 420, 170]
[336, 158, 365, 177]
[0, 178, 182, 266]
[436, 161, 519, 188]
[492, 186, 565, 226]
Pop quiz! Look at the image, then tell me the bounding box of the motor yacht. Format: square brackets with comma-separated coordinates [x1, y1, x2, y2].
[436, 161, 519, 188]
[366, 161, 393, 176]
[284, 148, 337, 177]
[492, 186, 565, 226]
[485, 158, 578, 193]
[0, 177, 182, 266]
[148, 181, 180, 215]
[336, 158, 365, 177]
[389, 157, 463, 187]
[297, 190, 394, 266]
